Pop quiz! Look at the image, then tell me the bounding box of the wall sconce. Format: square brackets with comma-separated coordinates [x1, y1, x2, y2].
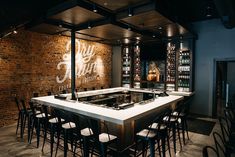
[128, 8, 133, 17]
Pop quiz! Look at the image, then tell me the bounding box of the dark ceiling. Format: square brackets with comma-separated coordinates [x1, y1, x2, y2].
[0, 0, 234, 44]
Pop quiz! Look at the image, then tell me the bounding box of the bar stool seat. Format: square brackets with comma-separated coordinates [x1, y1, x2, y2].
[135, 128, 158, 157]
[136, 129, 157, 138]
[149, 123, 167, 130]
[163, 116, 177, 122]
[36, 113, 49, 118]
[81, 128, 93, 136]
[49, 117, 65, 123]
[172, 111, 185, 117]
[99, 133, 117, 143]
[62, 122, 76, 129]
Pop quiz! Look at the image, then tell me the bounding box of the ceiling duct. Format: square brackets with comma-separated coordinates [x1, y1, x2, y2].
[213, 0, 235, 29]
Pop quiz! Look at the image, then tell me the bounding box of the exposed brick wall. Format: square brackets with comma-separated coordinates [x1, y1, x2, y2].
[0, 30, 112, 127]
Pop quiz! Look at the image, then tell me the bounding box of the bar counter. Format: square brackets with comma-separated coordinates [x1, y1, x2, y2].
[32, 87, 184, 125]
[31, 87, 185, 152]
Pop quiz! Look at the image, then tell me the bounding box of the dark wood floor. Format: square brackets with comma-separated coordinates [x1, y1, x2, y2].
[0, 117, 222, 157]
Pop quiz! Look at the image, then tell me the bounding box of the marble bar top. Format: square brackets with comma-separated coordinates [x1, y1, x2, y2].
[75, 87, 193, 97]
[166, 91, 194, 97]
[32, 87, 184, 125]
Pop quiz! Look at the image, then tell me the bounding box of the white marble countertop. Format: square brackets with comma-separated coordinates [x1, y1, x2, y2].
[166, 91, 194, 96]
[32, 87, 184, 125]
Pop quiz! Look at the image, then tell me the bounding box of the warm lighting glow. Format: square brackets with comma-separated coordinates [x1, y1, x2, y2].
[13, 30, 17, 34]
[167, 28, 173, 37]
[124, 38, 130, 44]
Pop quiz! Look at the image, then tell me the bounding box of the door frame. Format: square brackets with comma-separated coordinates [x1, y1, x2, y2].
[212, 58, 235, 117]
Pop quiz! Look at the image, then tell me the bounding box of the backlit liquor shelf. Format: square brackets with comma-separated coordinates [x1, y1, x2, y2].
[121, 41, 194, 92]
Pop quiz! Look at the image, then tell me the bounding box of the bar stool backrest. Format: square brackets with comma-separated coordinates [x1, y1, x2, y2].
[54, 108, 74, 127]
[78, 114, 98, 137]
[20, 99, 29, 114]
[15, 97, 22, 112]
[219, 116, 231, 143]
[33, 93, 39, 97]
[213, 132, 227, 157]
[146, 108, 171, 138]
[202, 146, 219, 157]
[41, 105, 50, 120]
[29, 101, 37, 117]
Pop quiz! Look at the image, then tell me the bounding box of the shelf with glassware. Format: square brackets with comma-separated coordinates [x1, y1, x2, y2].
[122, 46, 132, 88]
[177, 50, 192, 92]
[166, 43, 177, 91]
[133, 44, 141, 88]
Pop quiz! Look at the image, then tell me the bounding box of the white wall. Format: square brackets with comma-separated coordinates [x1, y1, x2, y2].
[191, 19, 235, 116]
[111, 46, 122, 87]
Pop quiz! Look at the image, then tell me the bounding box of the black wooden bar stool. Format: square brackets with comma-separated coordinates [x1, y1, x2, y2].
[90, 120, 118, 157]
[14, 97, 24, 138]
[134, 111, 170, 157]
[54, 108, 77, 157]
[20, 99, 33, 142]
[28, 101, 47, 147]
[148, 108, 172, 157]
[73, 115, 117, 157]
[41, 105, 63, 157]
[163, 103, 183, 154]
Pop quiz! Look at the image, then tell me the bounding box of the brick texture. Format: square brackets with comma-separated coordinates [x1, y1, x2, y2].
[0, 30, 112, 127]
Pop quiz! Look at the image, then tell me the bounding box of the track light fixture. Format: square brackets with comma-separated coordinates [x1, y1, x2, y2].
[93, 4, 97, 13]
[88, 22, 92, 29]
[128, 8, 133, 17]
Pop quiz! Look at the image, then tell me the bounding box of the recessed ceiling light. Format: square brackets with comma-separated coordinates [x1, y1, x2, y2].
[152, 34, 156, 38]
[13, 30, 17, 34]
[158, 26, 162, 30]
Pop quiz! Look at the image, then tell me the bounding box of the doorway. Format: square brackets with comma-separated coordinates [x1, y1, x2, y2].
[213, 59, 235, 117]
